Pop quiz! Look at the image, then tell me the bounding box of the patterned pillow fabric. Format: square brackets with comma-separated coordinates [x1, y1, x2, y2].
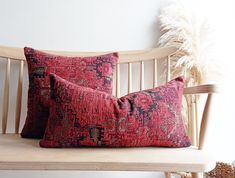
[21, 47, 118, 139]
[40, 74, 191, 148]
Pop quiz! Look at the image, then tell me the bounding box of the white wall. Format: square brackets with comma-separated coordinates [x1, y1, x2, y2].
[0, 0, 168, 51]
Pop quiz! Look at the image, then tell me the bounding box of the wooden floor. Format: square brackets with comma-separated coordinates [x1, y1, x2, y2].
[0, 134, 215, 172]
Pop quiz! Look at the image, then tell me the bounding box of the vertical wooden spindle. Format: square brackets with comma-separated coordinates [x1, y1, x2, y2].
[140, 61, 144, 90]
[191, 96, 197, 146]
[187, 96, 193, 141]
[2, 58, 11, 134]
[195, 96, 199, 146]
[128, 62, 132, 93]
[164, 172, 171, 178]
[166, 55, 171, 82]
[153, 58, 157, 87]
[116, 64, 120, 98]
[15, 60, 24, 134]
[192, 172, 203, 178]
[199, 94, 213, 150]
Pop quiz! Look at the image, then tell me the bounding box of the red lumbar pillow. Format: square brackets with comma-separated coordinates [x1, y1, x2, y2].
[40, 74, 191, 148]
[21, 47, 118, 139]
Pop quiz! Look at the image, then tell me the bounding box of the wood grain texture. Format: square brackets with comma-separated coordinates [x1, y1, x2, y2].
[115, 64, 120, 98]
[153, 58, 157, 87]
[186, 96, 193, 143]
[199, 94, 213, 150]
[183, 85, 217, 94]
[191, 98, 197, 146]
[164, 172, 171, 178]
[0, 134, 216, 172]
[192, 172, 203, 178]
[195, 96, 199, 147]
[140, 61, 144, 90]
[15, 60, 24, 134]
[0, 45, 217, 173]
[0, 45, 178, 63]
[128, 63, 132, 93]
[2, 58, 10, 134]
[166, 56, 171, 82]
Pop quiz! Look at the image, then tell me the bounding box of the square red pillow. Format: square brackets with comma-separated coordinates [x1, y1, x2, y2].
[21, 47, 118, 138]
[40, 74, 191, 148]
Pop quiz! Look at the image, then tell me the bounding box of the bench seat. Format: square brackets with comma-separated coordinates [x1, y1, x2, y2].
[0, 134, 215, 172]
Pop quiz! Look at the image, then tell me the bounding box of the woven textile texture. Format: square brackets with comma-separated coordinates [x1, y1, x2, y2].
[205, 162, 235, 178]
[21, 47, 118, 138]
[40, 74, 191, 148]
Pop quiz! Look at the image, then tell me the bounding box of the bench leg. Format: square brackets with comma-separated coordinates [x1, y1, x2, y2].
[192, 172, 203, 178]
[164, 172, 171, 178]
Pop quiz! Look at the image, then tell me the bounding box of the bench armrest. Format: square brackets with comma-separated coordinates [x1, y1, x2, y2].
[183, 84, 218, 150]
[183, 84, 218, 95]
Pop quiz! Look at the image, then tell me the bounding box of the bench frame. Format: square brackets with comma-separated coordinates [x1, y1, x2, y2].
[0, 45, 217, 178]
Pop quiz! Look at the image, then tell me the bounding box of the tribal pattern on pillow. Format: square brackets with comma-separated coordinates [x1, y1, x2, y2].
[21, 47, 118, 138]
[40, 74, 191, 148]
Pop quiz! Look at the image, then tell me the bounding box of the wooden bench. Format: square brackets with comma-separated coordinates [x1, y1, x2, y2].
[0, 45, 217, 178]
